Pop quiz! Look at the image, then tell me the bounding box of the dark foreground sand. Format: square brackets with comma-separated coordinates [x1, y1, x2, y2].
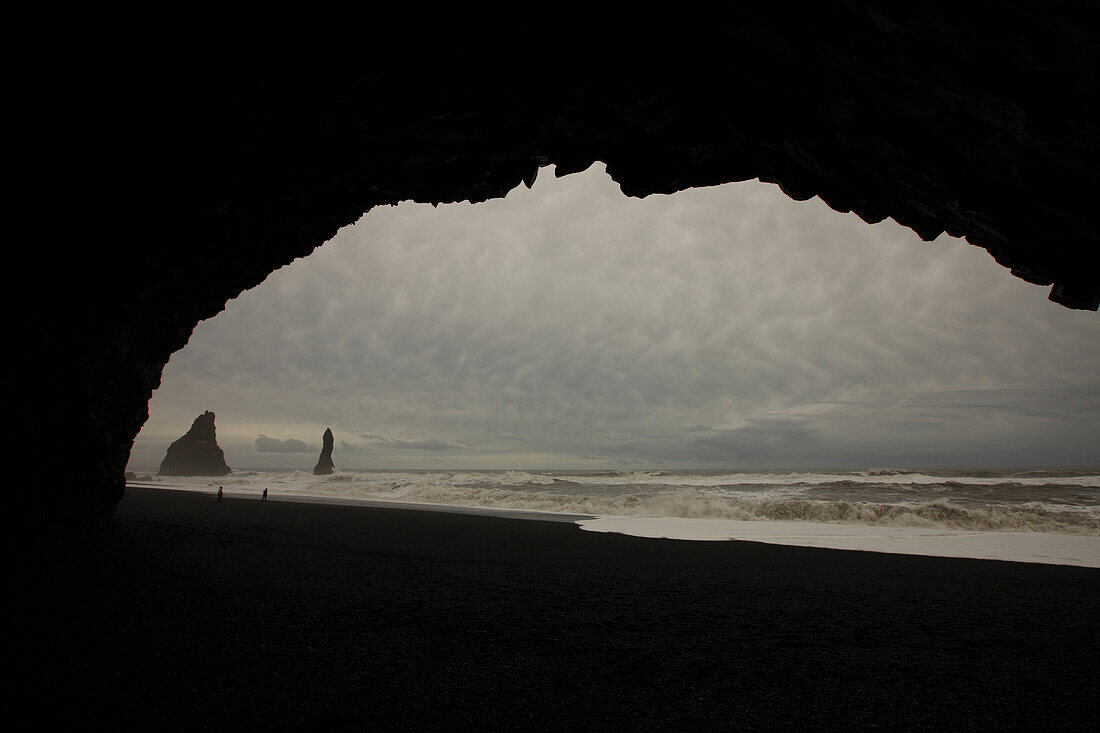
[10, 488, 1099, 731]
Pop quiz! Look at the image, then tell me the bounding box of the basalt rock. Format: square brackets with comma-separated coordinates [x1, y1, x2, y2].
[7, 3, 1099, 526]
[313, 428, 335, 476]
[158, 412, 231, 477]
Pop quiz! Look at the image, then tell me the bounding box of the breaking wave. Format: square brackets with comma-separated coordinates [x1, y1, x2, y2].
[133, 468, 1100, 535]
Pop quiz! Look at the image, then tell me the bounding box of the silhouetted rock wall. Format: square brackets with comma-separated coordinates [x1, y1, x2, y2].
[158, 412, 231, 477]
[7, 3, 1098, 526]
[314, 428, 335, 476]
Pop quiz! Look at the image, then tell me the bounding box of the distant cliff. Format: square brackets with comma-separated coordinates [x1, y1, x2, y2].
[158, 411, 232, 476]
[313, 428, 335, 475]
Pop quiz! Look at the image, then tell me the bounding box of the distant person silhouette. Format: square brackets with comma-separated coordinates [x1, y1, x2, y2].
[262, 488, 268, 502]
[217, 486, 223, 502]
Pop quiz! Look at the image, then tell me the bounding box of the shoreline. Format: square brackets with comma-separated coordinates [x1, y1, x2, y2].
[131, 482, 1100, 567]
[10, 487, 1099, 729]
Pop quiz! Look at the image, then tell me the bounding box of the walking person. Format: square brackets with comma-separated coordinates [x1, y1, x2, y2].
[262, 488, 268, 502]
[217, 486, 223, 502]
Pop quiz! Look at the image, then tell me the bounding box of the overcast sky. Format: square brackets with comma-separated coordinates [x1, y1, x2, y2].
[129, 164, 1099, 471]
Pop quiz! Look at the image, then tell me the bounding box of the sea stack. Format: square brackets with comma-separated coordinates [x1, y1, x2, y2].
[313, 428, 335, 475]
[158, 411, 232, 476]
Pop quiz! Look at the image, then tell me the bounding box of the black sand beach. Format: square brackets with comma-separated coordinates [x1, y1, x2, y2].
[10, 488, 1099, 731]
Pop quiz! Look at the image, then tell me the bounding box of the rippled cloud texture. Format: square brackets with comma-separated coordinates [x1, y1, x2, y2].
[130, 164, 1100, 470]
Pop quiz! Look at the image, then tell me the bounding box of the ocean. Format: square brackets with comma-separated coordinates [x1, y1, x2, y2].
[128, 466, 1100, 535]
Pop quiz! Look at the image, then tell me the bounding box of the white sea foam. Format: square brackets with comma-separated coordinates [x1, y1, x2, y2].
[575, 518, 1100, 567]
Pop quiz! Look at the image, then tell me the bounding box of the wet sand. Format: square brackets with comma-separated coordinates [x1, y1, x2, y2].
[9, 488, 1099, 730]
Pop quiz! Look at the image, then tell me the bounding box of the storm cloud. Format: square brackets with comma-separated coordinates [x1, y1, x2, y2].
[130, 164, 1100, 470]
[254, 435, 315, 453]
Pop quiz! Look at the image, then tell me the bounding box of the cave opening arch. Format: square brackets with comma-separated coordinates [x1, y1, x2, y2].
[10, 5, 1099, 527]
